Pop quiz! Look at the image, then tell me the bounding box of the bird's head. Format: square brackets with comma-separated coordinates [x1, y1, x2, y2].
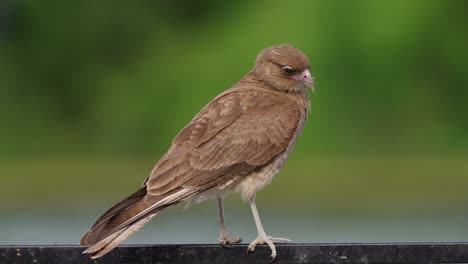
[252, 44, 314, 93]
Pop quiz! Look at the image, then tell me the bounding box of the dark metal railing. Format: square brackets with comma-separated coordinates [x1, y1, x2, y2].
[2, 242, 468, 264]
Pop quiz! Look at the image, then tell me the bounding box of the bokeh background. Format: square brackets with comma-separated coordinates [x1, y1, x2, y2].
[1, 0, 468, 245]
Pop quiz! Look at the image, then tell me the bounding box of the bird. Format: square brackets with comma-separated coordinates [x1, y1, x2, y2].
[80, 44, 315, 260]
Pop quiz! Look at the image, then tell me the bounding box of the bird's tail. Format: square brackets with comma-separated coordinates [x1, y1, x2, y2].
[80, 187, 192, 258]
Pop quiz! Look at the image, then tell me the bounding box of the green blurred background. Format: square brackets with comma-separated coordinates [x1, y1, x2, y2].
[1, 0, 468, 245]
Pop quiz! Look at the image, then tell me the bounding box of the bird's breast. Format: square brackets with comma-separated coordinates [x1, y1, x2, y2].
[235, 103, 309, 200]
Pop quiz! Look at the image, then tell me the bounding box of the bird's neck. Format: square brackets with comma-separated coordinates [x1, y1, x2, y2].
[234, 72, 310, 114]
[240, 71, 309, 96]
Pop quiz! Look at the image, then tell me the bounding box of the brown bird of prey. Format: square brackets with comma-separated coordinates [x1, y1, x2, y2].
[80, 44, 315, 260]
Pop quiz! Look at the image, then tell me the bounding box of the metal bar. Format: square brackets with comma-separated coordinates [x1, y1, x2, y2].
[1, 243, 468, 264]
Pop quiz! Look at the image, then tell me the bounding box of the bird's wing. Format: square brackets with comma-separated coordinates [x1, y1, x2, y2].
[145, 88, 302, 196]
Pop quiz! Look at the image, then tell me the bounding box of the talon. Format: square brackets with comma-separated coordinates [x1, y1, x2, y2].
[247, 235, 289, 260]
[220, 241, 231, 248]
[270, 254, 277, 262]
[219, 235, 242, 248]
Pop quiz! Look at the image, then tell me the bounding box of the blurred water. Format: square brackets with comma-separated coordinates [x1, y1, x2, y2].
[2, 202, 468, 245]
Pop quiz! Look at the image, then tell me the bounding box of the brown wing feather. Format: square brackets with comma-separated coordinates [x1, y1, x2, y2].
[146, 88, 301, 196]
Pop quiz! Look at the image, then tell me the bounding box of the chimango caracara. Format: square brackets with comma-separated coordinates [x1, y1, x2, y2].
[81, 44, 315, 260]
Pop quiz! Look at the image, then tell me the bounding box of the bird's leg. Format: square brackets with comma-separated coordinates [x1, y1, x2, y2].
[247, 195, 291, 260]
[216, 196, 242, 246]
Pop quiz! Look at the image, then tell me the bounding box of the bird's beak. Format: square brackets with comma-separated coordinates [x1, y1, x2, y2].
[298, 69, 315, 92]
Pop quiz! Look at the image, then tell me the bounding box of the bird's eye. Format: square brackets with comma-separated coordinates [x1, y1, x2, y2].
[282, 66, 295, 74]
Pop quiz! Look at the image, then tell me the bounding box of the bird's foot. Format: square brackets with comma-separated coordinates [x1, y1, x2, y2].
[219, 235, 242, 247]
[247, 235, 291, 260]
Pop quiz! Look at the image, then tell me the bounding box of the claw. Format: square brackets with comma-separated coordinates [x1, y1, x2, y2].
[247, 235, 291, 261]
[219, 235, 242, 248]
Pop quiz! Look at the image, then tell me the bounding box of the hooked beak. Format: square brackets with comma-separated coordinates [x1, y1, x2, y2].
[294, 69, 315, 92]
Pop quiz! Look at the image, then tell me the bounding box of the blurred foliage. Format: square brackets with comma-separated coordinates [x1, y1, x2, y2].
[1, 0, 467, 157]
[0, 1, 467, 208]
